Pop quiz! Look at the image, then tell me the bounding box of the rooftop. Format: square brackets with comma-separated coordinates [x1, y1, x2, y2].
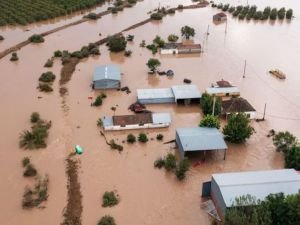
[214, 12, 227, 17]
[176, 127, 227, 152]
[113, 113, 152, 126]
[206, 86, 240, 95]
[212, 169, 300, 207]
[222, 97, 256, 113]
[162, 43, 179, 49]
[152, 113, 171, 124]
[171, 85, 202, 99]
[137, 88, 175, 99]
[216, 80, 233, 88]
[177, 43, 201, 49]
[93, 65, 121, 81]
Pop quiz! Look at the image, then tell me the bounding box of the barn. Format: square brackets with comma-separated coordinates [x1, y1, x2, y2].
[92, 65, 121, 89]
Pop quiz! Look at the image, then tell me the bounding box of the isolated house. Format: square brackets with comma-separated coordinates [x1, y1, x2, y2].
[92, 65, 121, 89]
[175, 127, 228, 159]
[213, 12, 227, 22]
[137, 85, 202, 105]
[202, 169, 300, 218]
[222, 97, 256, 119]
[102, 113, 171, 131]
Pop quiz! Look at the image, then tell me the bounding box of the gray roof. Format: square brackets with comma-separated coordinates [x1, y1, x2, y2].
[171, 85, 202, 99]
[176, 127, 227, 151]
[93, 65, 121, 81]
[137, 88, 174, 99]
[152, 113, 171, 124]
[213, 169, 300, 207]
[206, 87, 240, 95]
[102, 116, 113, 127]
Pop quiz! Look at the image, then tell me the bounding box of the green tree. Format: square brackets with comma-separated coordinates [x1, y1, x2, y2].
[223, 113, 253, 143]
[127, 134, 136, 143]
[199, 115, 220, 129]
[175, 158, 190, 180]
[200, 92, 222, 116]
[164, 153, 176, 171]
[107, 34, 127, 52]
[284, 146, 300, 170]
[98, 215, 116, 225]
[153, 35, 165, 48]
[181, 25, 195, 39]
[272, 131, 298, 153]
[286, 9, 293, 19]
[168, 34, 179, 42]
[138, 133, 148, 143]
[102, 191, 119, 207]
[146, 58, 161, 72]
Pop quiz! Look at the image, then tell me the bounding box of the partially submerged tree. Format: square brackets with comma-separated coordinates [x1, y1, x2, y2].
[102, 191, 119, 207]
[146, 58, 161, 72]
[284, 145, 300, 170]
[168, 34, 179, 42]
[28, 34, 44, 43]
[200, 92, 222, 116]
[199, 115, 220, 129]
[107, 34, 127, 52]
[98, 215, 116, 225]
[272, 131, 298, 153]
[181, 25, 195, 39]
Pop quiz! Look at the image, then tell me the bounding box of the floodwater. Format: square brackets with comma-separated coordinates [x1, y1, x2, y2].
[0, 0, 299, 225]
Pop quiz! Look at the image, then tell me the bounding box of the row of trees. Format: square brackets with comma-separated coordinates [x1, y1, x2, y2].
[0, 0, 107, 26]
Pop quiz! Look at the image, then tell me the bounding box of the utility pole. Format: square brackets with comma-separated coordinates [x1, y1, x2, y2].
[206, 25, 210, 36]
[212, 95, 216, 116]
[262, 103, 267, 120]
[225, 20, 228, 34]
[243, 60, 247, 78]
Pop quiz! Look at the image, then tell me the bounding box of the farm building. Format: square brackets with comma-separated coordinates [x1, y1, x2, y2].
[160, 43, 201, 55]
[160, 43, 178, 55]
[213, 12, 227, 22]
[137, 85, 201, 105]
[206, 86, 240, 98]
[222, 97, 256, 119]
[102, 113, 171, 131]
[92, 65, 121, 89]
[202, 169, 300, 218]
[175, 127, 227, 159]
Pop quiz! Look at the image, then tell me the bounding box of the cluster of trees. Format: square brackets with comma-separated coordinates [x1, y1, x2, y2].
[150, 5, 176, 20]
[0, 0, 107, 26]
[273, 131, 300, 170]
[38, 71, 56, 92]
[108, 0, 137, 14]
[212, 3, 293, 21]
[223, 193, 300, 225]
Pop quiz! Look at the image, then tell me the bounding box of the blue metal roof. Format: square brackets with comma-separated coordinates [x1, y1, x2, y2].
[93, 65, 121, 81]
[176, 127, 227, 151]
[212, 169, 300, 207]
[152, 113, 171, 124]
[171, 85, 202, 99]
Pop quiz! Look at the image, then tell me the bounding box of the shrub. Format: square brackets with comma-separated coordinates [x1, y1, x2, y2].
[98, 215, 116, 225]
[272, 131, 298, 153]
[199, 115, 220, 129]
[150, 12, 163, 20]
[168, 34, 179, 42]
[127, 134, 136, 143]
[107, 34, 127, 52]
[223, 113, 253, 143]
[138, 133, 148, 143]
[54, 50, 62, 57]
[38, 83, 53, 92]
[164, 153, 177, 171]
[31, 112, 40, 123]
[124, 50, 132, 57]
[175, 158, 190, 180]
[89, 47, 100, 55]
[29, 34, 44, 43]
[156, 134, 164, 141]
[154, 158, 165, 168]
[102, 191, 119, 207]
[22, 157, 30, 167]
[10, 52, 19, 61]
[110, 140, 123, 151]
[97, 118, 103, 127]
[44, 58, 53, 67]
[126, 34, 134, 41]
[93, 96, 103, 106]
[286, 9, 293, 19]
[23, 164, 37, 177]
[39, 71, 56, 82]
[140, 40, 146, 47]
[84, 12, 98, 20]
[146, 44, 158, 54]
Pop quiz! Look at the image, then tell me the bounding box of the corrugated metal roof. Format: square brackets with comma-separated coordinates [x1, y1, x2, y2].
[171, 85, 202, 99]
[206, 87, 240, 95]
[213, 169, 300, 207]
[102, 116, 113, 127]
[152, 113, 171, 124]
[176, 127, 227, 151]
[137, 88, 175, 99]
[93, 65, 121, 81]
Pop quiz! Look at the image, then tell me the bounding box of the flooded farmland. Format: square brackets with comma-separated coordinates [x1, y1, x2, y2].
[0, 0, 299, 225]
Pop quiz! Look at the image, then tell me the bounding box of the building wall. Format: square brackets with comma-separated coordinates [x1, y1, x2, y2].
[211, 177, 227, 217]
[138, 97, 175, 104]
[226, 111, 256, 120]
[104, 122, 170, 131]
[178, 48, 201, 54]
[160, 49, 178, 55]
[94, 79, 120, 89]
[175, 132, 185, 158]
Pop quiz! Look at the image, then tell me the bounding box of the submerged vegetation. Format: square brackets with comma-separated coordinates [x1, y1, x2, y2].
[29, 34, 45, 43]
[10, 52, 19, 61]
[102, 191, 119, 207]
[107, 34, 127, 52]
[39, 72, 56, 82]
[98, 215, 116, 225]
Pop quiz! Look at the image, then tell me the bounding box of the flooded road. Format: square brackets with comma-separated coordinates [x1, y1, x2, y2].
[0, 0, 299, 225]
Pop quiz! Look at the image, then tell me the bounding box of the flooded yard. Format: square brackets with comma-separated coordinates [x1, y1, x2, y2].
[0, 0, 299, 224]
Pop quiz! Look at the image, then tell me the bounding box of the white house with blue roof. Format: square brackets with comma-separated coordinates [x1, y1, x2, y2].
[92, 64, 121, 89]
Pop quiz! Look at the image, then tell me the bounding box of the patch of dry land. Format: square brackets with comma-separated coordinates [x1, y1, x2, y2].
[0, 0, 300, 225]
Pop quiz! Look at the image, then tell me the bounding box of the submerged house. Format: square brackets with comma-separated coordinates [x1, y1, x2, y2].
[213, 12, 227, 22]
[160, 43, 179, 55]
[222, 97, 256, 119]
[137, 85, 202, 105]
[206, 86, 240, 98]
[92, 65, 121, 89]
[202, 169, 300, 218]
[160, 42, 201, 55]
[102, 113, 171, 131]
[175, 127, 228, 159]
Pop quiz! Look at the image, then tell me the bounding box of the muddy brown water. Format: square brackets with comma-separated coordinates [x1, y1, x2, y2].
[0, 0, 299, 225]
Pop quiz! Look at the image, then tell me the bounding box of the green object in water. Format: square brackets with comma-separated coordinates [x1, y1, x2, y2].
[75, 145, 83, 155]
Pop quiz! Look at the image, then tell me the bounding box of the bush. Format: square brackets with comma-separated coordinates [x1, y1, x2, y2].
[138, 133, 148, 143]
[284, 146, 300, 170]
[127, 134, 136, 143]
[102, 191, 119, 207]
[199, 115, 220, 129]
[38, 83, 53, 92]
[54, 50, 62, 57]
[175, 158, 190, 180]
[154, 158, 165, 168]
[200, 92, 222, 116]
[168, 34, 179, 42]
[84, 12, 98, 20]
[164, 153, 177, 171]
[124, 50, 132, 57]
[97, 118, 103, 127]
[156, 134, 164, 141]
[107, 34, 127, 52]
[89, 47, 100, 55]
[272, 131, 298, 153]
[98, 215, 116, 225]
[44, 58, 53, 67]
[93, 96, 103, 106]
[286, 9, 293, 19]
[23, 164, 37, 177]
[223, 113, 253, 143]
[126, 34, 134, 41]
[31, 112, 40, 123]
[39, 71, 56, 82]
[22, 157, 30, 167]
[29, 34, 44, 43]
[150, 12, 163, 20]
[109, 140, 123, 151]
[146, 44, 158, 54]
[222, 4, 230, 12]
[10, 52, 19, 61]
